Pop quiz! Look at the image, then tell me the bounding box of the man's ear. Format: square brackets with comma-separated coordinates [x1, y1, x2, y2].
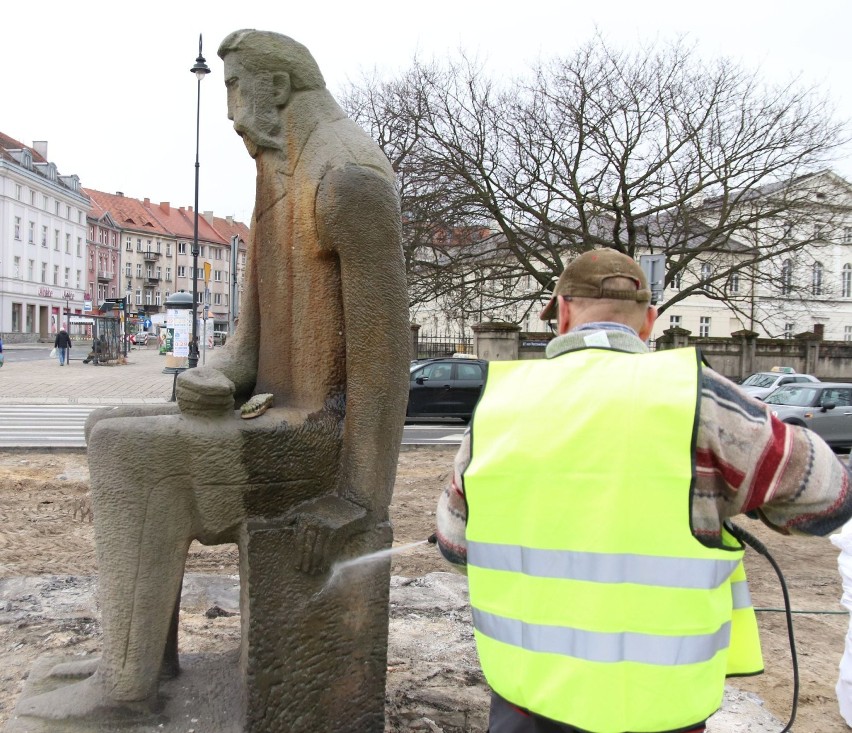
[638, 305, 658, 341]
[557, 295, 572, 335]
[271, 72, 292, 107]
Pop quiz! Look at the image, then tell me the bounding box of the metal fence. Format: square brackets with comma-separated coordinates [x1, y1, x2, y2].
[415, 335, 474, 359]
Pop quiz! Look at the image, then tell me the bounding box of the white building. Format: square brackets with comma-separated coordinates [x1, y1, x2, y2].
[413, 170, 852, 345]
[0, 133, 88, 338]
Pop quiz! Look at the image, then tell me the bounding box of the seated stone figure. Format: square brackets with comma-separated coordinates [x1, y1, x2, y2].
[16, 30, 409, 733]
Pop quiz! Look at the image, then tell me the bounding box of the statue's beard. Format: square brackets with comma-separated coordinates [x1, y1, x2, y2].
[236, 115, 283, 158]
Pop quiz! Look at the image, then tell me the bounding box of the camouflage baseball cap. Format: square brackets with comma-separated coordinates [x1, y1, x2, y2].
[539, 249, 651, 321]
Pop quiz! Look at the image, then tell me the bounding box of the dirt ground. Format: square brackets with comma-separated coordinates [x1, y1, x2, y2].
[0, 447, 850, 732]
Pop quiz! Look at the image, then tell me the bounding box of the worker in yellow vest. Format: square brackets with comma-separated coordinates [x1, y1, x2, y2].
[436, 249, 852, 733]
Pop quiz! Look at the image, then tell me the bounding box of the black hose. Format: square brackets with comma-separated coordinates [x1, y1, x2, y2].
[725, 521, 798, 733]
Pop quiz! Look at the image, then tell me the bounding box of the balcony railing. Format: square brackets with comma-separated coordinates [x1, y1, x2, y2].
[143, 251, 161, 261]
[97, 270, 114, 281]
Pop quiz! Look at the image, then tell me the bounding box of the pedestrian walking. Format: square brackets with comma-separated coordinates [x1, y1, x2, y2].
[54, 329, 72, 366]
[436, 248, 852, 733]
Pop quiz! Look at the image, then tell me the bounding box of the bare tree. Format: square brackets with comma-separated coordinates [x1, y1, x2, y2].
[341, 36, 849, 329]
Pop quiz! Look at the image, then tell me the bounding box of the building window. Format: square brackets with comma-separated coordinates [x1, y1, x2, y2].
[42, 194, 48, 209]
[845, 228, 852, 244]
[64, 267, 70, 287]
[28, 221, 35, 244]
[77, 237, 82, 256]
[177, 265, 186, 278]
[214, 292, 223, 305]
[814, 223, 826, 240]
[53, 265, 59, 285]
[155, 291, 162, 306]
[727, 272, 740, 293]
[178, 242, 187, 255]
[156, 240, 162, 253]
[166, 243, 172, 256]
[66, 205, 71, 219]
[137, 238, 142, 251]
[843, 264, 851, 298]
[126, 239, 132, 251]
[125, 263, 131, 278]
[28, 260, 34, 280]
[145, 290, 152, 305]
[54, 229, 59, 249]
[15, 184, 22, 200]
[166, 267, 172, 281]
[76, 270, 81, 288]
[780, 260, 792, 295]
[214, 270, 222, 282]
[31, 190, 36, 205]
[784, 323, 794, 339]
[14, 217, 21, 239]
[12, 304, 21, 332]
[55, 201, 60, 215]
[65, 233, 71, 253]
[812, 261, 824, 296]
[13, 256, 20, 278]
[41, 225, 47, 247]
[845, 326, 852, 342]
[699, 317, 711, 338]
[41, 262, 47, 283]
[136, 264, 142, 278]
[700, 263, 712, 283]
[135, 289, 142, 305]
[669, 315, 681, 329]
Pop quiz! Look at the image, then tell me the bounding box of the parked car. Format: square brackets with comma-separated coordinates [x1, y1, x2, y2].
[407, 357, 488, 422]
[740, 367, 819, 400]
[764, 382, 852, 450]
[213, 331, 228, 346]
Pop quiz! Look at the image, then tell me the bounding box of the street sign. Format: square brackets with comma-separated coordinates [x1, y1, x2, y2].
[83, 301, 92, 313]
[103, 298, 125, 310]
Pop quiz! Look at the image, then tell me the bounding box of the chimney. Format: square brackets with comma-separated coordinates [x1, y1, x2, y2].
[226, 215, 234, 225]
[203, 210, 214, 224]
[160, 202, 170, 214]
[116, 191, 124, 197]
[143, 197, 151, 207]
[814, 324, 825, 340]
[32, 141, 48, 159]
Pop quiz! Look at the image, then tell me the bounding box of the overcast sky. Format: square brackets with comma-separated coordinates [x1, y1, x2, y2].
[4, 0, 851, 225]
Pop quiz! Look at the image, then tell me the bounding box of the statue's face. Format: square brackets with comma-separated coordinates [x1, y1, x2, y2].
[224, 54, 289, 156]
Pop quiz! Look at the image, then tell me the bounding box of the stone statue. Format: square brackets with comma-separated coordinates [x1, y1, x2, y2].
[10, 30, 409, 733]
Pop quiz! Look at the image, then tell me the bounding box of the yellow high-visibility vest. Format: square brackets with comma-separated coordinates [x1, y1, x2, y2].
[463, 346, 761, 733]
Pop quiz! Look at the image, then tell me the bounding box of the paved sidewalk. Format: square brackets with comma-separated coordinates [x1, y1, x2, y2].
[0, 343, 212, 404]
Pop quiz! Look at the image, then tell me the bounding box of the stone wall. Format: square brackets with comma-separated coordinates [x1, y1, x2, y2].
[467, 323, 852, 383]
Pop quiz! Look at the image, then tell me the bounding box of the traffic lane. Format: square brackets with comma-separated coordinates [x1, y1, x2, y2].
[403, 420, 468, 445]
[1, 349, 53, 363]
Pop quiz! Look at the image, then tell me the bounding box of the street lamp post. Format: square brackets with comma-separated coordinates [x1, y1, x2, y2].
[188, 34, 211, 369]
[65, 295, 71, 330]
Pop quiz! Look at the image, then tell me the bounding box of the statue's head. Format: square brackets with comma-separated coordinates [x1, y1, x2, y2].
[218, 30, 325, 156]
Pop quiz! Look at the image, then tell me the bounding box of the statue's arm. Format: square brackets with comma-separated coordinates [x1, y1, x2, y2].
[206, 217, 260, 399]
[316, 165, 410, 516]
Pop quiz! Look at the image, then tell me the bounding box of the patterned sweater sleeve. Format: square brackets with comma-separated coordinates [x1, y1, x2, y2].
[693, 367, 852, 542]
[436, 431, 472, 569]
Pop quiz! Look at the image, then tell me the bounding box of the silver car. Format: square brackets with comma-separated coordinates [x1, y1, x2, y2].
[764, 382, 852, 450]
[740, 370, 819, 400]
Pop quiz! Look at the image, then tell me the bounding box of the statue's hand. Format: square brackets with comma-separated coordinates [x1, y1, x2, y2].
[175, 366, 235, 417]
[290, 496, 370, 575]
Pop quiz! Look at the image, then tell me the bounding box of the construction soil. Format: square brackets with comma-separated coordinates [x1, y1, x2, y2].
[0, 447, 850, 732]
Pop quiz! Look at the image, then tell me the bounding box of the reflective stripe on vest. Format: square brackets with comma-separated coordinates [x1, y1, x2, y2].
[463, 347, 753, 733]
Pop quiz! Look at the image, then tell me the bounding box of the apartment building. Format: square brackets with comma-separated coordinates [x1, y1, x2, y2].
[0, 133, 88, 336]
